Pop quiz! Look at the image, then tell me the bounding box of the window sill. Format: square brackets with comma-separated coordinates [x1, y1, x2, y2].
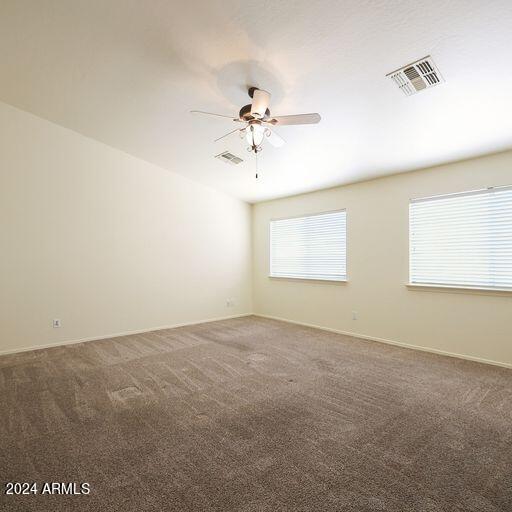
[406, 283, 512, 297]
[269, 276, 348, 284]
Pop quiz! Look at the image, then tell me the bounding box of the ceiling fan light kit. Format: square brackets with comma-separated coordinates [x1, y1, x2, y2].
[246, 123, 266, 148]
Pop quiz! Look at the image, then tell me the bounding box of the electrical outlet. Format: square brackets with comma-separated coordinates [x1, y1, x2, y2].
[53, 319, 61, 328]
[352, 311, 358, 320]
[226, 299, 235, 307]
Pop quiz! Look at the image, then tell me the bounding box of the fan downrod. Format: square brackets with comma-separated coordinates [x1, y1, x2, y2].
[247, 86, 258, 98]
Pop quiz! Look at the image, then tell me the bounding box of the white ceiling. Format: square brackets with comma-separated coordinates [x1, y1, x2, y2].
[1, 1, 512, 203]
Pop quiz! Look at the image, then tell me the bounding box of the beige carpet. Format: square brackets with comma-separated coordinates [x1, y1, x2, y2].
[1, 316, 511, 511]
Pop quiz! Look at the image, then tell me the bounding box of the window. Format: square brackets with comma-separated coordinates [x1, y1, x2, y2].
[270, 210, 347, 281]
[409, 186, 512, 290]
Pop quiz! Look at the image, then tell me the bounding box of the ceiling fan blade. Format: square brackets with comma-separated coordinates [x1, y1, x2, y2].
[267, 113, 321, 125]
[250, 89, 271, 118]
[264, 128, 285, 148]
[214, 128, 242, 142]
[191, 110, 240, 121]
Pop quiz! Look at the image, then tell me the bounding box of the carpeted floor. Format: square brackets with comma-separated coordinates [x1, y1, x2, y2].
[1, 316, 512, 511]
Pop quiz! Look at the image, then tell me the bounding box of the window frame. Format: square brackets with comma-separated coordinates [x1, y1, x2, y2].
[407, 185, 512, 293]
[268, 208, 348, 283]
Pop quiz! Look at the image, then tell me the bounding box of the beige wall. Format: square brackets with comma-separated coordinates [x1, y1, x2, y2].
[0, 101, 252, 354]
[253, 151, 512, 366]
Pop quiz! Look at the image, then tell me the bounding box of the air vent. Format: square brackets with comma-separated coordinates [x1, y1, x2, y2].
[215, 151, 243, 165]
[387, 56, 444, 96]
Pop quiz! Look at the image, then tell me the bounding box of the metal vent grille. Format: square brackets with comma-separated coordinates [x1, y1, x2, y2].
[215, 151, 243, 165]
[388, 56, 443, 96]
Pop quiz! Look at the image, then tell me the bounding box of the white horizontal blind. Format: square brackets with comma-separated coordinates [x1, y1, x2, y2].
[410, 186, 512, 289]
[270, 210, 346, 281]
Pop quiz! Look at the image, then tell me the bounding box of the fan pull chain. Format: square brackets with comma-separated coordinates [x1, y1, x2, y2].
[255, 151, 258, 179]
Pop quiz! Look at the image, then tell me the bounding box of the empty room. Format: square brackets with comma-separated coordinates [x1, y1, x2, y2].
[1, 1, 512, 511]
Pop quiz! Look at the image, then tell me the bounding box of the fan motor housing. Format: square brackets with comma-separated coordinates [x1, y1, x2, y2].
[239, 104, 270, 121]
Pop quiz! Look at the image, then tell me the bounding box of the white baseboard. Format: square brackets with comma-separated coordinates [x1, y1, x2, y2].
[254, 314, 512, 369]
[4, 312, 511, 370]
[0, 313, 252, 357]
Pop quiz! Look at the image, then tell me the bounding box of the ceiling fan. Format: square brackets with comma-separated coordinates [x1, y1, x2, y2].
[191, 87, 321, 155]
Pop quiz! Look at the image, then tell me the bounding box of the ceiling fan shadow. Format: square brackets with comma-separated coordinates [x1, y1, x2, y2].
[215, 60, 286, 110]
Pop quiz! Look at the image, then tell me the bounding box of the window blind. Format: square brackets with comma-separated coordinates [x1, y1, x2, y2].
[270, 210, 346, 281]
[409, 186, 512, 290]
